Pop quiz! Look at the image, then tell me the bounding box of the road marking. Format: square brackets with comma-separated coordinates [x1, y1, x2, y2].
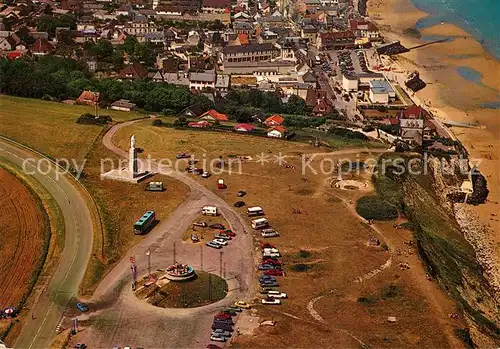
[0, 147, 83, 348]
[28, 301, 54, 349]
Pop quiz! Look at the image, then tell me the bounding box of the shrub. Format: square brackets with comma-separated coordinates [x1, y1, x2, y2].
[290, 264, 311, 272]
[381, 285, 402, 299]
[356, 196, 398, 220]
[76, 113, 112, 125]
[328, 127, 368, 140]
[152, 119, 163, 127]
[358, 296, 377, 305]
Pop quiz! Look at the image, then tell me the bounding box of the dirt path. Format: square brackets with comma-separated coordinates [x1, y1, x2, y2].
[308, 185, 464, 348]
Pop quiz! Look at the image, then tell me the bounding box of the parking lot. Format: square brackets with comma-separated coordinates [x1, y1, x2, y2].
[324, 50, 371, 81]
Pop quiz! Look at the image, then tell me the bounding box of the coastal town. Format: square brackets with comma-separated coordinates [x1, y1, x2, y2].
[0, 0, 499, 348]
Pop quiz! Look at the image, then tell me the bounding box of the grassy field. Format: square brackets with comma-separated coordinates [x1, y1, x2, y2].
[79, 134, 190, 296]
[0, 95, 146, 162]
[110, 122, 462, 348]
[135, 270, 228, 308]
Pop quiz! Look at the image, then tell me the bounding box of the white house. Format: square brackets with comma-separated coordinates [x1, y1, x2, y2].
[267, 126, 286, 138]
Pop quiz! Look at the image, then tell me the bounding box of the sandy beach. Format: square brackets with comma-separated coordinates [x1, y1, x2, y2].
[368, 0, 500, 343]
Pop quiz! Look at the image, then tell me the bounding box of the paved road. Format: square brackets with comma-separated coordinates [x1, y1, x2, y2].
[73, 121, 256, 348]
[0, 138, 94, 349]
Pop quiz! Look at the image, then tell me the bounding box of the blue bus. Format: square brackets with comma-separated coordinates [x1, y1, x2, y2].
[134, 210, 156, 235]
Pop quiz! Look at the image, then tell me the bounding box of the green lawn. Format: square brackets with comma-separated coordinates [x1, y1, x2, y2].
[0, 95, 146, 161]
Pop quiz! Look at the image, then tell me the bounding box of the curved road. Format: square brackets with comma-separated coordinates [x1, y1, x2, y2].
[0, 138, 94, 349]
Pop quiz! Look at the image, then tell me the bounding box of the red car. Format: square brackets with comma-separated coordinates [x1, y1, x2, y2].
[262, 258, 281, 265]
[214, 313, 232, 320]
[264, 269, 284, 276]
[206, 345, 223, 349]
[261, 243, 276, 249]
[221, 229, 236, 237]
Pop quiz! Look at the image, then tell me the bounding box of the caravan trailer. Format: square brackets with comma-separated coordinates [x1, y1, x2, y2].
[202, 206, 218, 216]
[252, 218, 269, 229]
[247, 206, 264, 217]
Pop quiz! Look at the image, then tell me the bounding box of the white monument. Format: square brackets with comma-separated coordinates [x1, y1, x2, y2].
[129, 135, 138, 178]
[100, 134, 152, 183]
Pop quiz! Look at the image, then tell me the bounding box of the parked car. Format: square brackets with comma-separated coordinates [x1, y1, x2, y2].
[261, 229, 280, 238]
[206, 345, 223, 349]
[191, 234, 199, 243]
[267, 290, 288, 299]
[262, 297, 281, 305]
[211, 323, 234, 332]
[214, 313, 232, 320]
[209, 223, 225, 230]
[76, 303, 88, 312]
[237, 190, 247, 197]
[193, 168, 203, 175]
[234, 301, 251, 309]
[212, 329, 232, 337]
[202, 171, 211, 178]
[261, 243, 276, 249]
[210, 335, 227, 342]
[234, 201, 245, 207]
[193, 221, 207, 227]
[258, 264, 275, 270]
[221, 229, 235, 237]
[214, 233, 231, 241]
[262, 258, 281, 265]
[74, 344, 86, 349]
[206, 241, 222, 249]
[213, 318, 234, 325]
[176, 153, 190, 159]
[213, 238, 228, 246]
[260, 281, 279, 287]
[222, 309, 238, 316]
[259, 275, 276, 282]
[227, 306, 242, 313]
[264, 269, 284, 276]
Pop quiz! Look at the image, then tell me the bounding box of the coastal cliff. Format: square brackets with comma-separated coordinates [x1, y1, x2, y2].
[372, 154, 500, 347]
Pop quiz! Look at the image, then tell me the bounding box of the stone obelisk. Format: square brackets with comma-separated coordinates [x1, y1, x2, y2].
[129, 135, 138, 178]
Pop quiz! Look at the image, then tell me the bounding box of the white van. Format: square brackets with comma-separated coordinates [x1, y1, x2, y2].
[247, 206, 265, 217]
[252, 218, 269, 229]
[202, 206, 218, 216]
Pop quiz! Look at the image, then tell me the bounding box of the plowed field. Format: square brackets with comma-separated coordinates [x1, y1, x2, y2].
[0, 168, 45, 308]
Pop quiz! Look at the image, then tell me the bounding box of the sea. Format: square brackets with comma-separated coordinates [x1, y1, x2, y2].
[410, 0, 500, 59]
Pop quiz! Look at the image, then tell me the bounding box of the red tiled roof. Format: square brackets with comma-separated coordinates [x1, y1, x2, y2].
[118, 63, 148, 79]
[234, 123, 255, 131]
[202, 0, 230, 8]
[199, 109, 229, 121]
[188, 120, 211, 128]
[402, 105, 426, 119]
[264, 114, 284, 125]
[267, 125, 286, 133]
[7, 51, 22, 60]
[237, 33, 249, 45]
[32, 38, 53, 53]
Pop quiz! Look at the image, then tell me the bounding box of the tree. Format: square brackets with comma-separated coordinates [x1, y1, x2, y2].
[190, 93, 214, 112]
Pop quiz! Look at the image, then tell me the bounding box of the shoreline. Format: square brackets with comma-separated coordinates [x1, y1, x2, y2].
[367, 0, 500, 344]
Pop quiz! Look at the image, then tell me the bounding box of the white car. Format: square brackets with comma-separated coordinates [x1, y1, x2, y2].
[267, 290, 288, 299]
[210, 335, 227, 342]
[261, 229, 280, 238]
[262, 252, 280, 258]
[213, 238, 228, 246]
[261, 297, 281, 305]
[201, 171, 211, 178]
[263, 247, 279, 254]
